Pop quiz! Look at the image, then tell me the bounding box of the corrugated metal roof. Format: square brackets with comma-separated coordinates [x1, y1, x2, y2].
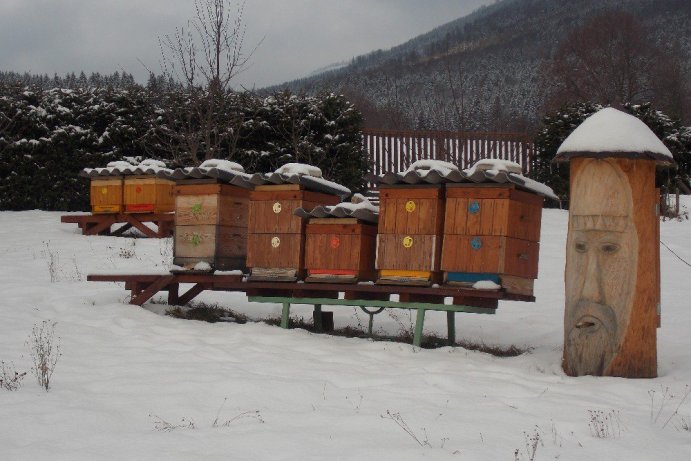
[81, 160, 172, 178]
[370, 160, 558, 201]
[248, 172, 351, 198]
[294, 203, 379, 224]
[157, 167, 254, 189]
[80, 165, 172, 178]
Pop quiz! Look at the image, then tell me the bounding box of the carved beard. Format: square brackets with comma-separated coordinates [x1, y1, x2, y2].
[565, 300, 619, 376]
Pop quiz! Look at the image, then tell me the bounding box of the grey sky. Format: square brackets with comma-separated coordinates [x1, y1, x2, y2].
[0, 0, 493, 89]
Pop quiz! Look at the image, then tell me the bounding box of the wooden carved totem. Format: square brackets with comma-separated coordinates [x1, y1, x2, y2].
[563, 157, 658, 378]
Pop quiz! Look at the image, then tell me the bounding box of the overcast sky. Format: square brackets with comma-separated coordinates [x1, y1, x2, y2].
[0, 0, 493, 89]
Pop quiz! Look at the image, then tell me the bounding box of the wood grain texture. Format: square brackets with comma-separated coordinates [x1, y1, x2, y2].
[90, 178, 123, 212]
[378, 186, 444, 235]
[375, 234, 439, 271]
[563, 158, 657, 378]
[443, 187, 542, 241]
[124, 177, 175, 213]
[304, 222, 377, 279]
[173, 183, 249, 269]
[246, 233, 304, 270]
[440, 235, 538, 278]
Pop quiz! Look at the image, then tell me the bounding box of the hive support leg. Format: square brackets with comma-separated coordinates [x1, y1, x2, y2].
[167, 283, 179, 305]
[413, 308, 426, 347]
[359, 307, 385, 337]
[281, 302, 291, 329]
[313, 304, 322, 332]
[447, 311, 456, 346]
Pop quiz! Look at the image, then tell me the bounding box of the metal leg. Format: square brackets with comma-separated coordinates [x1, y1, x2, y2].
[359, 307, 385, 337]
[413, 308, 426, 347]
[281, 302, 291, 329]
[313, 304, 322, 332]
[447, 311, 456, 346]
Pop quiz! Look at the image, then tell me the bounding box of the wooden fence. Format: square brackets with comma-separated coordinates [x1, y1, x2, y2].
[363, 129, 536, 179]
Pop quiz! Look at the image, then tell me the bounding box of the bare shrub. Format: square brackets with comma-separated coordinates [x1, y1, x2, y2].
[649, 384, 691, 430]
[514, 426, 543, 461]
[588, 409, 622, 439]
[149, 414, 196, 431]
[381, 410, 432, 448]
[212, 398, 264, 427]
[0, 361, 27, 391]
[27, 321, 61, 391]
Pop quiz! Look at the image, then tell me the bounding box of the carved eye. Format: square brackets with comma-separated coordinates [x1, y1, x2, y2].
[600, 243, 620, 254]
[575, 242, 587, 253]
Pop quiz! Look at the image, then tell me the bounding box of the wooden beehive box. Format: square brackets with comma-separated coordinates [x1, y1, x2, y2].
[90, 177, 123, 213]
[246, 184, 341, 281]
[304, 218, 377, 283]
[173, 181, 250, 271]
[376, 185, 444, 285]
[441, 184, 543, 295]
[124, 176, 175, 213]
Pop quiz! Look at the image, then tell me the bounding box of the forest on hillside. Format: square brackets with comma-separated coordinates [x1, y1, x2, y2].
[277, 0, 691, 132]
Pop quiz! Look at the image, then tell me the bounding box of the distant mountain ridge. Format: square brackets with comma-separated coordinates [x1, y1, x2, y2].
[271, 0, 690, 131]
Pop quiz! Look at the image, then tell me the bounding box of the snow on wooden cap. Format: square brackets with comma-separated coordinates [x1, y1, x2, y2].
[554, 108, 674, 166]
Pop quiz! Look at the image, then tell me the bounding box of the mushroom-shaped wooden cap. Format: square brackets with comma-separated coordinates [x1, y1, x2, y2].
[554, 108, 675, 166]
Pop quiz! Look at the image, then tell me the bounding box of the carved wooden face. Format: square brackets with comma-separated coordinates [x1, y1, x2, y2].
[564, 159, 638, 376]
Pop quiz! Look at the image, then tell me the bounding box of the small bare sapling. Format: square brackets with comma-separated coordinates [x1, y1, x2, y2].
[27, 321, 61, 391]
[0, 361, 27, 391]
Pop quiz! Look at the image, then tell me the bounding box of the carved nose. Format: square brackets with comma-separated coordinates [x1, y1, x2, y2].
[580, 252, 604, 304]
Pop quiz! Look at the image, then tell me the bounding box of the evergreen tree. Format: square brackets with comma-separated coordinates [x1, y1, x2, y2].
[531, 102, 691, 205]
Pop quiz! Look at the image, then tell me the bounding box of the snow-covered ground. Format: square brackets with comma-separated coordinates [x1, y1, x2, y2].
[1, 200, 690, 460]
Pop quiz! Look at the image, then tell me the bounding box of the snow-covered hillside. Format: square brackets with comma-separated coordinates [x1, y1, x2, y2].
[1, 201, 690, 460]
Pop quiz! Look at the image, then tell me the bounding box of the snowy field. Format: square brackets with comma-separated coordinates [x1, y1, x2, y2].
[1, 199, 690, 460]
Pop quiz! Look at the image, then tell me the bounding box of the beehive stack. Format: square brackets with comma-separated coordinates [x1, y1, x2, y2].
[440, 160, 556, 295]
[81, 160, 173, 215]
[376, 184, 445, 285]
[245, 163, 350, 282]
[160, 159, 253, 271]
[295, 194, 379, 283]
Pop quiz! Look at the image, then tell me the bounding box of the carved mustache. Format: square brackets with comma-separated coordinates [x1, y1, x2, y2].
[568, 300, 618, 337]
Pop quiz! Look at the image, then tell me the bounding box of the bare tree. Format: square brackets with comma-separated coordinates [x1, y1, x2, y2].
[544, 10, 681, 112]
[158, 0, 261, 165]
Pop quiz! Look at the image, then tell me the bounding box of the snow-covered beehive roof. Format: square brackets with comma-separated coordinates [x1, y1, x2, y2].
[371, 159, 558, 200]
[554, 107, 675, 165]
[293, 193, 379, 224]
[248, 162, 351, 199]
[157, 159, 254, 189]
[80, 159, 173, 178]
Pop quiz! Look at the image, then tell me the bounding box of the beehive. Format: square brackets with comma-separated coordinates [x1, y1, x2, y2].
[246, 185, 341, 281]
[304, 218, 377, 283]
[376, 185, 445, 285]
[441, 184, 543, 295]
[124, 176, 175, 213]
[90, 177, 123, 213]
[173, 181, 250, 270]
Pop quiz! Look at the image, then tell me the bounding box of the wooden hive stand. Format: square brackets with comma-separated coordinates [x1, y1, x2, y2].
[246, 184, 341, 281]
[173, 180, 250, 271]
[376, 185, 444, 286]
[441, 184, 543, 295]
[304, 217, 377, 283]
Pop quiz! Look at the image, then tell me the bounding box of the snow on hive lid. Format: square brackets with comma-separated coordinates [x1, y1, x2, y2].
[554, 107, 674, 165]
[373, 159, 464, 185]
[248, 162, 351, 198]
[80, 158, 172, 178]
[157, 158, 253, 189]
[370, 158, 558, 200]
[294, 193, 379, 224]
